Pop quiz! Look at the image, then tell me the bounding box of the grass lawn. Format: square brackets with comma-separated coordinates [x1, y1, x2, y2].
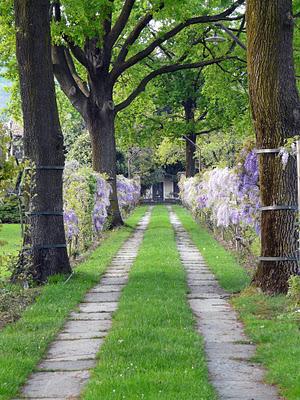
[82, 206, 216, 400]
[174, 205, 300, 400]
[0, 224, 21, 254]
[0, 224, 22, 278]
[0, 206, 147, 400]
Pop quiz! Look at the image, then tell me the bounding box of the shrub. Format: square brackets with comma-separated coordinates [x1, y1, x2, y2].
[63, 162, 141, 256]
[0, 195, 20, 223]
[179, 150, 260, 253]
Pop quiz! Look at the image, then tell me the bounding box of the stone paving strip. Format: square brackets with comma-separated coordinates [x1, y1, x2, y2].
[15, 208, 152, 400]
[169, 208, 280, 400]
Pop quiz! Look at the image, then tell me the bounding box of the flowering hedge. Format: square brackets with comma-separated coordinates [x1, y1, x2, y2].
[117, 175, 141, 217]
[179, 151, 260, 248]
[63, 162, 140, 255]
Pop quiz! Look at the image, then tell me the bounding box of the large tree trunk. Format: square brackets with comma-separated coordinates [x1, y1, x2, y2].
[183, 99, 197, 178]
[247, 0, 300, 293]
[86, 99, 123, 227]
[15, 0, 71, 282]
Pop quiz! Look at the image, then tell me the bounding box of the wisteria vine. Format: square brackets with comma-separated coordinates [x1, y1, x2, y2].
[63, 162, 140, 255]
[179, 150, 260, 237]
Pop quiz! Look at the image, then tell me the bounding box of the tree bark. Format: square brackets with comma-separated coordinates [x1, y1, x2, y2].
[247, 0, 300, 293]
[86, 96, 123, 227]
[183, 99, 197, 178]
[15, 0, 71, 282]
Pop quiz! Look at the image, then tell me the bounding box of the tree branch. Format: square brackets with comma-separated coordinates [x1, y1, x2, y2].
[115, 57, 236, 113]
[63, 36, 90, 68]
[214, 21, 246, 51]
[111, 0, 245, 81]
[196, 110, 208, 122]
[195, 127, 221, 136]
[64, 48, 90, 97]
[52, 45, 88, 119]
[108, 0, 136, 47]
[112, 1, 165, 72]
[227, 16, 246, 53]
[103, 0, 114, 37]
[51, 1, 89, 118]
[112, 14, 155, 74]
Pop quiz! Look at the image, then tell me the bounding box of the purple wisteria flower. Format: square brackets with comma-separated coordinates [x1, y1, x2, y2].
[92, 176, 111, 233]
[179, 149, 261, 233]
[64, 209, 79, 241]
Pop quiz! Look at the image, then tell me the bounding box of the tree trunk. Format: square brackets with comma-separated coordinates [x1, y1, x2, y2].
[86, 100, 123, 227]
[247, 0, 300, 293]
[183, 99, 197, 178]
[15, 0, 71, 282]
[185, 133, 197, 178]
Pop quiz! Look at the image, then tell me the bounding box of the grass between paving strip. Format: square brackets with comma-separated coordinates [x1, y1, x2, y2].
[82, 205, 217, 400]
[174, 205, 300, 400]
[0, 206, 147, 400]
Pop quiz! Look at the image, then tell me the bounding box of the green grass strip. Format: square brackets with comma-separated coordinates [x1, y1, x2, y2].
[174, 206, 300, 400]
[0, 206, 147, 400]
[82, 205, 216, 400]
[173, 205, 250, 292]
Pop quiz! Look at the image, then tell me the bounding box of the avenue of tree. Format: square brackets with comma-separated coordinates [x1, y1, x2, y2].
[3, 0, 300, 292]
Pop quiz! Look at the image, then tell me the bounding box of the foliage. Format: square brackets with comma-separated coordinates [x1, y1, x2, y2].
[0, 195, 20, 223]
[67, 131, 128, 175]
[156, 138, 185, 166]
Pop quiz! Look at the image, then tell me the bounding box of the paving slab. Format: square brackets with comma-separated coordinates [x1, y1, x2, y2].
[17, 208, 152, 400]
[22, 371, 90, 398]
[84, 291, 121, 303]
[169, 208, 280, 400]
[47, 338, 103, 361]
[61, 319, 112, 333]
[79, 301, 118, 313]
[69, 312, 112, 321]
[89, 284, 124, 293]
[100, 277, 129, 285]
